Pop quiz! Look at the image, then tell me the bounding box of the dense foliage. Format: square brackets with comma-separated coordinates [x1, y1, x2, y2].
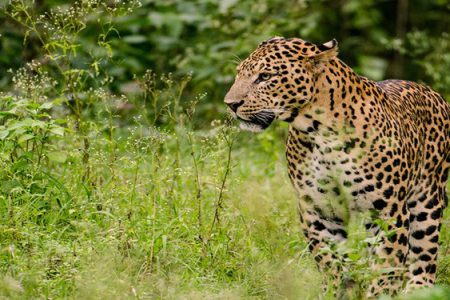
[1, 0, 450, 119]
[0, 0, 449, 299]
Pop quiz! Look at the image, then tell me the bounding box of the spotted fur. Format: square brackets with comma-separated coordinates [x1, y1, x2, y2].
[224, 37, 450, 296]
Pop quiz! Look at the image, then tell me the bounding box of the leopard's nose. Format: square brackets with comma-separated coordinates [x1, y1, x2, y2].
[226, 100, 244, 112]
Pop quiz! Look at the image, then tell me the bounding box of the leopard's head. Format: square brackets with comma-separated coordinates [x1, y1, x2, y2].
[225, 37, 338, 132]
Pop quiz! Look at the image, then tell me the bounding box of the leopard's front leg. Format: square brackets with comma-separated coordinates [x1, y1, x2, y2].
[299, 204, 348, 295]
[365, 196, 410, 298]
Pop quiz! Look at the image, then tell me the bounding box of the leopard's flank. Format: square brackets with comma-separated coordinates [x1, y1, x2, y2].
[224, 37, 450, 297]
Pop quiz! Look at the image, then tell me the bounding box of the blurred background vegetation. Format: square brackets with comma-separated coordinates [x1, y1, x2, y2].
[0, 1, 449, 299]
[1, 0, 449, 123]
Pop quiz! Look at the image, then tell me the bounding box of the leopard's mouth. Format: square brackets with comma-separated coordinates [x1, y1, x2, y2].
[236, 111, 275, 132]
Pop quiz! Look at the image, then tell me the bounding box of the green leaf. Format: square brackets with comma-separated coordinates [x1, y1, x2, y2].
[18, 133, 34, 143]
[12, 159, 29, 172]
[0, 129, 9, 139]
[49, 126, 65, 136]
[347, 253, 361, 261]
[39, 102, 53, 110]
[8, 119, 33, 130]
[0, 111, 16, 117]
[30, 120, 46, 128]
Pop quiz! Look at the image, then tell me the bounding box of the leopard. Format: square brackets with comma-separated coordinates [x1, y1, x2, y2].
[224, 37, 450, 297]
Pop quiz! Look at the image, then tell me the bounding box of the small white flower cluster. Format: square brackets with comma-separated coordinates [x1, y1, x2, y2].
[11, 64, 57, 103]
[93, 87, 109, 101]
[160, 73, 174, 86]
[26, 59, 42, 71]
[100, 75, 114, 86]
[210, 119, 222, 127]
[35, 0, 142, 45]
[138, 70, 157, 92]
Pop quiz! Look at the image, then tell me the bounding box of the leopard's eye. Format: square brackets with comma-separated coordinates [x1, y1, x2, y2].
[260, 73, 272, 80]
[255, 73, 273, 83]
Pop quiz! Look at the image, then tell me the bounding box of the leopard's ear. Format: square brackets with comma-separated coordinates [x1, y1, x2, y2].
[313, 39, 339, 61]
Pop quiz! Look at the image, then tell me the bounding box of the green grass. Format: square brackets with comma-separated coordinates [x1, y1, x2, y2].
[0, 116, 449, 299]
[0, 119, 321, 299]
